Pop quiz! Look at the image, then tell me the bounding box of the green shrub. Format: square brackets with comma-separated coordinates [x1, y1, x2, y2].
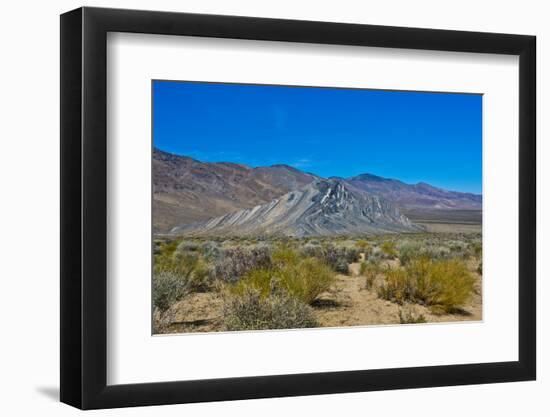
[153, 270, 191, 312]
[223, 288, 318, 331]
[231, 249, 335, 305]
[425, 245, 451, 260]
[356, 240, 372, 256]
[154, 239, 181, 269]
[199, 241, 221, 260]
[367, 246, 383, 262]
[231, 268, 274, 299]
[378, 257, 476, 314]
[333, 259, 349, 274]
[160, 251, 213, 292]
[380, 241, 397, 258]
[477, 261, 482, 275]
[470, 242, 482, 259]
[278, 257, 335, 304]
[398, 242, 422, 266]
[272, 245, 300, 267]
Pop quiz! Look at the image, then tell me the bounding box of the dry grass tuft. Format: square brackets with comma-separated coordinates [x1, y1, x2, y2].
[231, 247, 335, 305]
[378, 257, 476, 314]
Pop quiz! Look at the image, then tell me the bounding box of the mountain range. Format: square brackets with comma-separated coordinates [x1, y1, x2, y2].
[173, 179, 422, 237]
[153, 148, 482, 236]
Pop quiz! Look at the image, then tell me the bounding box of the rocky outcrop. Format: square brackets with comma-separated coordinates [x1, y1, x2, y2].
[172, 179, 422, 237]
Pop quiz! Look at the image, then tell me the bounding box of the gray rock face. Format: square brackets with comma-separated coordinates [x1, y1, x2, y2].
[173, 179, 422, 237]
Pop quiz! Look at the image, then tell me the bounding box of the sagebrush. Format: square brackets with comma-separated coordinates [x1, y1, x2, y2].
[223, 288, 318, 331]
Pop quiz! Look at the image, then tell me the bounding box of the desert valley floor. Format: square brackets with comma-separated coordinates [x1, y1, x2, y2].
[154, 224, 482, 334]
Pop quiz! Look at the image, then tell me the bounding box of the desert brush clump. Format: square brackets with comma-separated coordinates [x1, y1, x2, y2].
[366, 245, 383, 262]
[380, 241, 398, 259]
[199, 241, 221, 261]
[157, 250, 213, 292]
[424, 245, 452, 260]
[321, 244, 360, 274]
[397, 241, 423, 266]
[469, 241, 482, 259]
[298, 242, 324, 259]
[356, 239, 372, 256]
[378, 257, 476, 314]
[231, 247, 335, 305]
[297, 242, 358, 274]
[277, 257, 336, 304]
[154, 238, 181, 265]
[398, 307, 427, 324]
[152, 270, 192, 312]
[223, 288, 318, 331]
[154, 240, 214, 293]
[214, 245, 272, 283]
[448, 240, 468, 253]
[177, 240, 200, 252]
[360, 261, 381, 290]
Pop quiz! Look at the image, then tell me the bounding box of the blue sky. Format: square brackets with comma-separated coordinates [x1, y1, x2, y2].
[153, 81, 482, 194]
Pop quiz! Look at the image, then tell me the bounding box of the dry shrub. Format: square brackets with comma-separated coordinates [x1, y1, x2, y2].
[223, 288, 318, 331]
[380, 241, 398, 258]
[278, 257, 335, 305]
[152, 270, 192, 312]
[230, 269, 273, 299]
[470, 242, 483, 259]
[424, 245, 452, 260]
[160, 251, 213, 292]
[397, 242, 422, 266]
[356, 239, 372, 256]
[321, 244, 359, 274]
[299, 242, 324, 259]
[298, 243, 359, 274]
[214, 246, 272, 283]
[231, 248, 335, 305]
[360, 261, 380, 290]
[398, 307, 427, 324]
[378, 257, 476, 314]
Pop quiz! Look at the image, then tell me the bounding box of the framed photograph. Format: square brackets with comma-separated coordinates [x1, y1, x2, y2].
[60, 7, 536, 409]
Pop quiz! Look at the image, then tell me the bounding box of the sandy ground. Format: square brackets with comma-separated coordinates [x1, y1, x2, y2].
[312, 259, 482, 328]
[160, 256, 482, 334]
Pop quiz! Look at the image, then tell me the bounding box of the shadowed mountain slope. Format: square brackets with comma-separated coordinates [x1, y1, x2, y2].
[153, 148, 318, 232]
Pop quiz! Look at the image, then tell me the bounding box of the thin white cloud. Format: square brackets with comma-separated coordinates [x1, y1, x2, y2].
[291, 158, 312, 169]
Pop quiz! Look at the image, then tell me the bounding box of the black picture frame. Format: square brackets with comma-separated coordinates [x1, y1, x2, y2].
[60, 6, 536, 410]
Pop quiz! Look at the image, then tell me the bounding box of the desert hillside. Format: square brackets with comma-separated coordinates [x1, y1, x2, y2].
[153, 149, 482, 233]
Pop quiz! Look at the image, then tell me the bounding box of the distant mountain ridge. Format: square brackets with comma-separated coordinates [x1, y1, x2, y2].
[173, 179, 422, 237]
[153, 148, 481, 233]
[347, 173, 482, 211]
